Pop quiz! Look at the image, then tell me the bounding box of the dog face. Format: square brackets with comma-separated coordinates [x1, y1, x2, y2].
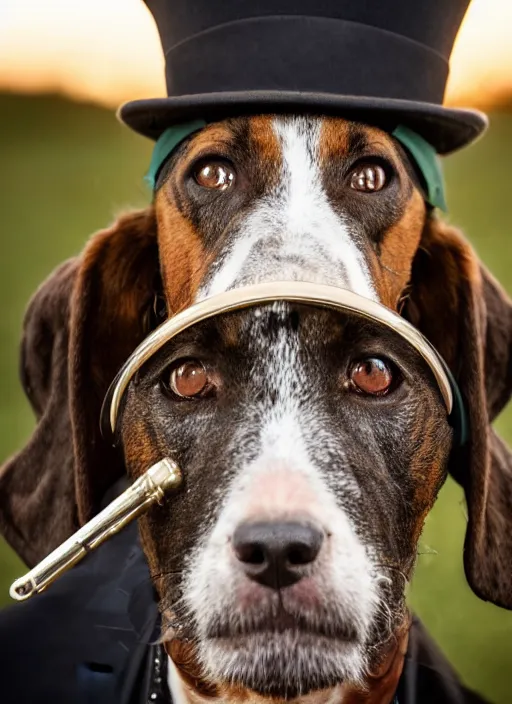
[154, 115, 426, 315]
[120, 302, 451, 698]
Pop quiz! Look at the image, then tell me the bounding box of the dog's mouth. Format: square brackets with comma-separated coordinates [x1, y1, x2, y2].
[194, 600, 366, 699]
[206, 603, 359, 642]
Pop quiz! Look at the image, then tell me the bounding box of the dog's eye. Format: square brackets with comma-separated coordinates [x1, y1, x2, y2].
[348, 357, 394, 396]
[194, 161, 235, 191]
[167, 360, 211, 398]
[349, 164, 387, 193]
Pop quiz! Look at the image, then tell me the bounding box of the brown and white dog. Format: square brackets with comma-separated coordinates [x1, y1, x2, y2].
[1, 115, 512, 704]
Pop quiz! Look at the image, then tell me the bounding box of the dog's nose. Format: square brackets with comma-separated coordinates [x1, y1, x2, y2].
[232, 521, 324, 589]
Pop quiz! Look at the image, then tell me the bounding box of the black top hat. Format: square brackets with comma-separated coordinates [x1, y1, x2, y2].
[119, 0, 487, 154]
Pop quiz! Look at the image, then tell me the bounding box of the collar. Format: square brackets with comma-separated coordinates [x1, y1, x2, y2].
[145, 644, 173, 704]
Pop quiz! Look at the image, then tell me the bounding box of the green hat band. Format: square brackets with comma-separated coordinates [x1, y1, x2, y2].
[146, 121, 446, 211]
[145, 119, 207, 190]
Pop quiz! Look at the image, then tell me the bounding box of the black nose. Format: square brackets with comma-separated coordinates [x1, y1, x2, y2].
[232, 521, 324, 589]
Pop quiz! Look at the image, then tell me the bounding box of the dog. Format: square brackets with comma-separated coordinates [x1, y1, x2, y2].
[1, 115, 512, 703]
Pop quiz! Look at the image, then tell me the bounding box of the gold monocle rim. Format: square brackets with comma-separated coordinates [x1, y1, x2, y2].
[107, 281, 453, 433]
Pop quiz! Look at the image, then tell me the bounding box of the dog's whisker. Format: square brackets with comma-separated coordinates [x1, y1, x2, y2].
[158, 594, 189, 622]
[150, 569, 185, 580]
[374, 564, 410, 585]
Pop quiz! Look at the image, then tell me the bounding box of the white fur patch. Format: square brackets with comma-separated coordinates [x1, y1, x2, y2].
[198, 117, 377, 301]
[167, 656, 189, 704]
[166, 655, 348, 704]
[178, 119, 388, 696]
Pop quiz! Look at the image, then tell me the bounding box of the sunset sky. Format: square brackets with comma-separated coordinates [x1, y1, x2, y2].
[0, 0, 511, 111]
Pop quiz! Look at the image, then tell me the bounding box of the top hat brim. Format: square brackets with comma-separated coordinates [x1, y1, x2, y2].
[118, 91, 488, 155]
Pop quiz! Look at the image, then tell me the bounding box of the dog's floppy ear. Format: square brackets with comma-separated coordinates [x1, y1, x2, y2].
[70, 208, 159, 525]
[0, 208, 159, 566]
[0, 260, 80, 567]
[405, 216, 512, 609]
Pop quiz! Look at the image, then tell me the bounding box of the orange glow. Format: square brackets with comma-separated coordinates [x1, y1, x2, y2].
[0, 0, 511, 113]
[447, 0, 512, 108]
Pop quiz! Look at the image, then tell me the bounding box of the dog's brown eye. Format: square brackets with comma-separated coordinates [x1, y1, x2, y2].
[349, 164, 387, 193]
[169, 360, 210, 398]
[195, 161, 235, 191]
[348, 357, 394, 396]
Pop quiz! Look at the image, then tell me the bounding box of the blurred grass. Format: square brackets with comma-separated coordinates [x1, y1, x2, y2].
[0, 92, 511, 702]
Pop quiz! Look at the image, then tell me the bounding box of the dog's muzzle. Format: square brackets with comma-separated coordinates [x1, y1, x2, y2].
[10, 281, 466, 601]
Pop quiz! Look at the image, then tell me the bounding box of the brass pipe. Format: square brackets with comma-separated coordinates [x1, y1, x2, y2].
[9, 458, 182, 601]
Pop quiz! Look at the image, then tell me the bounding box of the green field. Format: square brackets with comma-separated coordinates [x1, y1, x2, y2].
[0, 92, 511, 702]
